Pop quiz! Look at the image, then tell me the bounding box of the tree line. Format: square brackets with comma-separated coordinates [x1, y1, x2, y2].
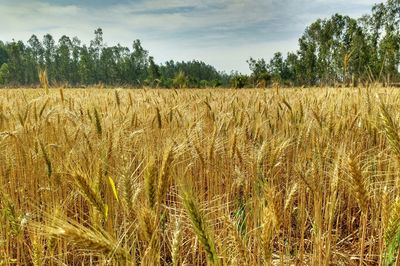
[0, 28, 228, 88]
[245, 0, 400, 88]
[0, 0, 399, 88]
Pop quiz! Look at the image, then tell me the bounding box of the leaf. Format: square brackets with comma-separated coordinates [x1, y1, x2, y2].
[108, 176, 119, 203]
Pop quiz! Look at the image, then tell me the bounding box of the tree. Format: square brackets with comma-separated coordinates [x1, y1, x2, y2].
[28, 34, 44, 67]
[43, 34, 56, 82]
[379, 30, 400, 83]
[377, 0, 400, 84]
[26, 35, 44, 84]
[293, 14, 374, 85]
[71, 37, 81, 85]
[6, 40, 26, 84]
[79, 45, 95, 85]
[147, 56, 161, 87]
[0, 63, 10, 84]
[90, 28, 104, 83]
[99, 47, 118, 84]
[247, 57, 270, 87]
[159, 60, 223, 88]
[0, 41, 8, 66]
[284, 52, 300, 85]
[130, 39, 149, 86]
[24, 45, 38, 84]
[55, 35, 73, 83]
[113, 44, 131, 84]
[230, 72, 249, 89]
[268, 52, 290, 84]
[297, 22, 319, 85]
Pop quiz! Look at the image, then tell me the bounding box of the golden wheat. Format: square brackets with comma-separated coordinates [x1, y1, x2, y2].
[1, 87, 400, 265]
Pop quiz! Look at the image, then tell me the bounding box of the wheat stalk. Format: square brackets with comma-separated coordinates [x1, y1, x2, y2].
[144, 157, 157, 209]
[379, 101, 400, 158]
[347, 156, 369, 213]
[71, 173, 108, 221]
[38, 69, 49, 94]
[181, 187, 219, 266]
[42, 218, 129, 261]
[171, 219, 182, 266]
[156, 144, 173, 207]
[93, 107, 102, 136]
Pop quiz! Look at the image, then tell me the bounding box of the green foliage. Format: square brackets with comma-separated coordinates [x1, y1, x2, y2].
[0, 41, 9, 66]
[0, 63, 10, 84]
[230, 73, 248, 89]
[385, 225, 400, 266]
[173, 70, 188, 88]
[55, 35, 73, 83]
[247, 58, 271, 87]
[159, 60, 226, 88]
[79, 45, 95, 85]
[147, 56, 161, 87]
[247, 0, 400, 87]
[43, 34, 56, 83]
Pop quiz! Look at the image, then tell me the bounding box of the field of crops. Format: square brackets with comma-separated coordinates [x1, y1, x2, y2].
[1, 87, 400, 265]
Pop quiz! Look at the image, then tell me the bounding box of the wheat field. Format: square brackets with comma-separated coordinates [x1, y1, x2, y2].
[0, 87, 400, 265]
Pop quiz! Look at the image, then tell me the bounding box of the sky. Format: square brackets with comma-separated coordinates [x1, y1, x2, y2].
[0, 0, 383, 73]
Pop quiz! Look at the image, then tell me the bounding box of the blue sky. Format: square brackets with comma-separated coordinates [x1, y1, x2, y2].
[0, 0, 382, 73]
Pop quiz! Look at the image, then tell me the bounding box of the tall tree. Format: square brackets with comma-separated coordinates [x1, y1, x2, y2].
[0, 63, 10, 84]
[6, 40, 26, 84]
[42, 34, 56, 83]
[99, 47, 118, 84]
[147, 56, 161, 86]
[268, 52, 291, 84]
[71, 37, 81, 85]
[129, 39, 148, 85]
[0, 41, 8, 66]
[297, 25, 318, 85]
[79, 45, 95, 85]
[90, 28, 104, 83]
[247, 57, 270, 87]
[284, 52, 300, 86]
[113, 44, 131, 84]
[28, 35, 44, 67]
[55, 35, 73, 83]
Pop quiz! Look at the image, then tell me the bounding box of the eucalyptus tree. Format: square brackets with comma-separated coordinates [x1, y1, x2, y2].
[99, 46, 118, 84]
[268, 52, 290, 84]
[55, 35, 73, 83]
[112, 44, 131, 84]
[70, 37, 81, 85]
[297, 24, 318, 85]
[28, 35, 44, 67]
[90, 28, 104, 83]
[284, 52, 300, 86]
[377, 0, 400, 83]
[78, 45, 95, 85]
[0, 63, 9, 84]
[42, 34, 56, 82]
[147, 56, 161, 86]
[247, 57, 270, 87]
[129, 39, 149, 85]
[0, 41, 8, 67]
[295, 14, 373, 85]
[6, 40, 27, 84]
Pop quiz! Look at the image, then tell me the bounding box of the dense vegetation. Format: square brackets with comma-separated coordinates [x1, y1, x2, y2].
[0, 0, 399, 88]
[247, 0, 400, 87]
[0, 30, 228, 88]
